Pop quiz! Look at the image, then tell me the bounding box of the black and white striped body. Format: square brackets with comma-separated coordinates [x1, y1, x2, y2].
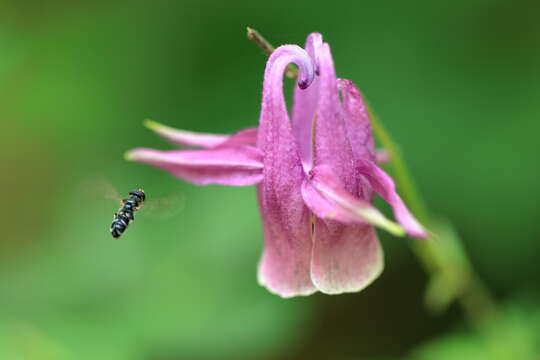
[110, 189, 146, 238]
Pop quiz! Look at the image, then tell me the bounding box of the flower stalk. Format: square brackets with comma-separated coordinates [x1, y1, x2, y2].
[247, 27, 298, 80]
[247, 27, 497, 325]
[367, 106, 497, 326]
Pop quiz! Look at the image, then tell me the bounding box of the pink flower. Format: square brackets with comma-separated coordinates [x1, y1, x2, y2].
[126, 33, 427, 297]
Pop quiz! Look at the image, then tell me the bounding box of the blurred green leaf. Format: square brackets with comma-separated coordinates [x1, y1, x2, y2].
[412, 302, 540, 360]
[423, 218, 472, 313]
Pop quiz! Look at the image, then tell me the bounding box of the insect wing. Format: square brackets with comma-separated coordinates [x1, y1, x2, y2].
[80, 174, 123, 204]
[141, 192, 185, 220]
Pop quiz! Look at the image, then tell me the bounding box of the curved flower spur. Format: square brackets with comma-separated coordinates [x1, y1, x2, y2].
[126, 33, 427, 298]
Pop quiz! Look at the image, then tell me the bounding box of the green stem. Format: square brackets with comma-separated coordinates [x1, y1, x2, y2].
[247, 27, 297, 79]
[367, 108, 435, 269]
[246, 27, 498, 327]
[367, 107, 497, 324]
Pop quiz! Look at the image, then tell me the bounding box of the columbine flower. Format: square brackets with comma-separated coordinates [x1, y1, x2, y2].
[126, 33, 427, 297]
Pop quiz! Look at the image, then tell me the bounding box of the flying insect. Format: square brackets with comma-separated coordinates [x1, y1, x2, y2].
[110, 189, 146, 238]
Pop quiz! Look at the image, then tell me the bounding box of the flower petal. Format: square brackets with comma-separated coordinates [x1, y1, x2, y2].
[313, 43, 366, 214]
[337, 79, 376, 162]
[357, 159, 428, 238]
[257, 196, 316, 298]
[311, 221, 384, 294]
[256, 45, 317, 297]
[302, 165, 405, 237]
[144, 119, 230, 148]
[305, 33, 323, 75]
[375, 149, 390, 164]
[125, 145, 263, 186]
[291, 33, 323, 171]
[214, 127, 258, 148]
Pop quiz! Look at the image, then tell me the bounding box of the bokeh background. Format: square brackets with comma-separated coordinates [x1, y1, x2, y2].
[1, 0, 539, 359]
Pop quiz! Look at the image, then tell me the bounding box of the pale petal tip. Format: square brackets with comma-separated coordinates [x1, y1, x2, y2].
[258, 277, 318, 298]
[124, 150, 135, 161]
[355, 203, 407, 237]
[311, 235, 385, 295]
[143, 119, 166, 132]
[398, 211, 429, 238]
[363, 207, 406, 237]
[258, 283, 318, 298]
[306, 32, 323, 75]
[124, 149, 142, 161]
[408, 225, 430, 239]
[314, 263, 384, 295]
[385, 222, 407, 237]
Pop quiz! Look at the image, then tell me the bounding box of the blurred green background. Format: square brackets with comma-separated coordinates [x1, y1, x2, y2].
[1, 0, 539, 359]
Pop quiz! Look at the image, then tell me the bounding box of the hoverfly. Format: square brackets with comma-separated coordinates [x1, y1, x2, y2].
[81, 175, 183, 239]
[110, 189, 146, 238]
